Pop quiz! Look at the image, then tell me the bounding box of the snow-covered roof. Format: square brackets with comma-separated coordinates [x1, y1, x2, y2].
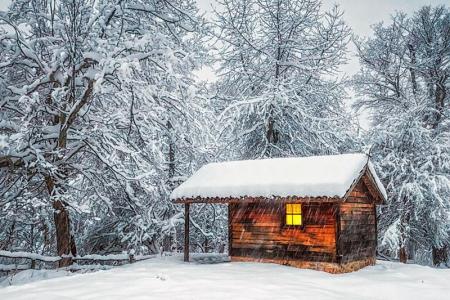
[171, 153, 387, 201]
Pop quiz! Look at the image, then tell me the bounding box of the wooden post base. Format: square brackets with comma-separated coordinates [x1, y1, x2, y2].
[184, 203, 190, 262]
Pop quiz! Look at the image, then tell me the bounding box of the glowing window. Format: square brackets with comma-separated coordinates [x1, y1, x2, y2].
[285, 204, 302, 226]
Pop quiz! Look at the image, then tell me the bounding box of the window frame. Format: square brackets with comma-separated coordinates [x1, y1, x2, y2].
[283, 203, 304, 229]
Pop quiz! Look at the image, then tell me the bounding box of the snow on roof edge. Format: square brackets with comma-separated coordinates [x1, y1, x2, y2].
[171, 153, 387, 201]
[367, 161, 388, 201]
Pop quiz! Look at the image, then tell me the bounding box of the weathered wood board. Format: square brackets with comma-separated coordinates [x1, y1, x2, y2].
[229, 202, 338, 263]
[338, 179, 377, 263]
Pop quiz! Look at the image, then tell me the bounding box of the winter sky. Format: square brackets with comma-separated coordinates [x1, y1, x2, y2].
[0, 0, 8, 11]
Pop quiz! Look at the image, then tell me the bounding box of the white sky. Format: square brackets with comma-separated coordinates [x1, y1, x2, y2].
[0, 0, 9, 11]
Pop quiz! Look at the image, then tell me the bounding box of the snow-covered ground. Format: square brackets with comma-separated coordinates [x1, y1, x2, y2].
[1, 254, 449, 300]
[0, 269, 73, 287]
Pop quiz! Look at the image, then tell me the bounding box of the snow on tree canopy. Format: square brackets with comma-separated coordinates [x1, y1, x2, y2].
[171, 153, 387, 200]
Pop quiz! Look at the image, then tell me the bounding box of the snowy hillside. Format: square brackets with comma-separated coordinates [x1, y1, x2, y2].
[1, 255, 449, 300]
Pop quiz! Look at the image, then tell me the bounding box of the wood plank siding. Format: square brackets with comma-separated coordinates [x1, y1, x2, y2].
[229, 202, 338, 263]
[228, 176, 379, 272]
[338, 180, 377, 263]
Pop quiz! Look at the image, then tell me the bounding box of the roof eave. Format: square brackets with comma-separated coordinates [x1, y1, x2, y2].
[364, 166, 387, 204]
[342, 163, 386, 205]
[173, 196, 343, 204]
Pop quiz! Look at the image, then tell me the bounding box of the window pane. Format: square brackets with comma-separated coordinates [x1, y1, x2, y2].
[292, 204, 301, 214]
[286, 204, 292, 214]
[286, 215, 293, 225]
[292, 215, 302, 225]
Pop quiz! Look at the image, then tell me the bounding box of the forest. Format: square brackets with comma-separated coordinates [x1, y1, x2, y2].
[0, 0, 449, 269]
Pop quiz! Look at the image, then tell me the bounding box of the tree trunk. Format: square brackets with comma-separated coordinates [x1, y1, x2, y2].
[433, 80, 446, 128]
[266, 113, 278, 144]
[432, 245, 448, 267]
[398, 196, 410, 264]
[53, 200, 76, 267]
[265, 104, 279, 158]
[46, 176, 76, 267]
[162, 235, 171, 252]
[407, 43, 418, 96]
[0, 221, 16, 250]
[399, 246, 407, 263]
[167, 120, 175, 189]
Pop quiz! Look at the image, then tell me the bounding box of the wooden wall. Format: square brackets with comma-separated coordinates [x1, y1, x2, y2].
[228, 176, 379, 267]
[229, 202, 338, 263]
[338, 180, 377, 263]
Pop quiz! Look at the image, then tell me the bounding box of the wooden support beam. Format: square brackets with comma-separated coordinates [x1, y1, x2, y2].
[184, 203, 190, 262]
[228, 204, 232, 256]
[373, 203, 378, 257]
[335, 203, 341, 264]
[174, 196, 341, 204]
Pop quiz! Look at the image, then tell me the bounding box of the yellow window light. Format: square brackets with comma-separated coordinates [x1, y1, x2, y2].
[285, 203, 302, 226]
[286, 203, 293, 214]
[286, 214, 293, 225]
[292, 215, 302, 225]
[292, 204, 301, 214]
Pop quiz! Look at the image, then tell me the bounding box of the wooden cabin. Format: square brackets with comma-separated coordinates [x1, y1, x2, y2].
[171, 153, 386, 273]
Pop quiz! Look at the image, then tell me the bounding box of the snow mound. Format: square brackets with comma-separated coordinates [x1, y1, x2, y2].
[171, 153, 387, 200]
[0, 269, 72, 287]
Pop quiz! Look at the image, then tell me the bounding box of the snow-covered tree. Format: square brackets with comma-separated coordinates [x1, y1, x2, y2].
[353, 6, 450, 266]
[0, 0, 211, 261]
[212, 0, 358, 159]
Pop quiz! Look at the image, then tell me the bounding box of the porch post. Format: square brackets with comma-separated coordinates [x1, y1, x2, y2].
[228, 203, 232, 257]
[184, 203, 190, 262]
